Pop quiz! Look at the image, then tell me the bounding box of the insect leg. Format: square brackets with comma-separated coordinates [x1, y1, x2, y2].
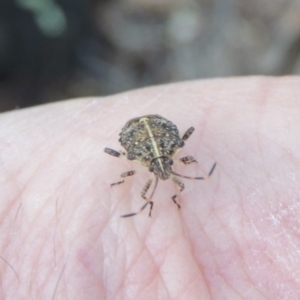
[121, 176, 159, 218]
[182, 127, 195, 141]
[171, 176, 184, 209]
[171, 162, 217, 180]
[111, 170, 136, 187]
[104, 148, 126, 158]
[180, 156, 197, 164]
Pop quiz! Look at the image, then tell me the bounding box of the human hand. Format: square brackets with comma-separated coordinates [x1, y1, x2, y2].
[0, 77, 299, 299]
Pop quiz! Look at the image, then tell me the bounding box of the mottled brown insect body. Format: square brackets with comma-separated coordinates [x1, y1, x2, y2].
[119, 115, 184, 180]
[104, 114, 216, 217]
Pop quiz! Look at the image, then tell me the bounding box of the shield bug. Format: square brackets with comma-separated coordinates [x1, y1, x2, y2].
[104, 115, 216, 217]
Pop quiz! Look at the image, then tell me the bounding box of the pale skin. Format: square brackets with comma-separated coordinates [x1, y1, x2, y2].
[0, 77, 300, 299]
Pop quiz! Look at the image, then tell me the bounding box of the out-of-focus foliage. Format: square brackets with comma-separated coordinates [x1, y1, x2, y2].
[0, 0, 299, 111]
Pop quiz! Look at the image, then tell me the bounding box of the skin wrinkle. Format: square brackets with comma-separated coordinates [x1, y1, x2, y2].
[0, 168, 23, 223]
[17, 157, 87, 294]
[68, 98, 104, 125]
[214, 270, 244, 300]
[133, 85, 173, 114]
[4, 102, 109, 292]
[28, 221, 63, 294]
[101, 239, 119, 299]
[215, 215, 267, 299]
[262, 133, 296, 162]
[257, 120, 284, 192]
[24, 233, 50, 295]
[129, 247, 163, 299]
[135, 274, 158, 300]
[3, 122, 64, 183]
[0, 195, 39, 290]
[173, 223, 210, 299]
[121, 226, 156, 297]
[178, 276, 206, 300]
[282, 219, 300, 246]
[183, 246, 211, 298]
[77, 225, 106, 288]
[78, 244, 105, 281]
[59, 239, 98, 299]
[239, 218, 266, 297]
[216, 170, 269, 300]
[254, 103, 265, 161]
[243, 123, 298, 296]
[0, 275, 4, 300]
[218, 90, 290, 294]
[175, 209, 209, 299]
[204, 213, 239, 294]
[144, 233, 177, 299]
[157, 239, 189, 299]
[12, 101, 99, 191]
[14, 187, 60, 267]
[186, 218, 214, 297]
[14, 142, 71, 220]
[110, 229, 134, 298]
[195, 101, 215, 140]
[128, 218, 183, 298]
[51, 163, 103, 233]
[53, 197, 61, 267]
[154, 243, 185, 300]
[155, 262, 174, 300]
[246, 230, 291, 293]
[0, 180, 22, 229]
[187, 204, 257, 299]
[33, 204, 64, 265]
[269, 211, 300, 263]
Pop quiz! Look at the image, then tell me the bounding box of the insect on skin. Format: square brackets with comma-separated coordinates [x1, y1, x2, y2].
[104, 114, 216, 218]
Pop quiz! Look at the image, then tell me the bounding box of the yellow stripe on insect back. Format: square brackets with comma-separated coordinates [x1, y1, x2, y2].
[139, 117, 164, 173]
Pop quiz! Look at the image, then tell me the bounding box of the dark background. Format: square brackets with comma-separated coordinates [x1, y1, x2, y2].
[0, 0, 299, 112]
